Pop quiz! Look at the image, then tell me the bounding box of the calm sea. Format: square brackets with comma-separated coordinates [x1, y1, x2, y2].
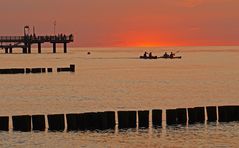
[0, 46, 239, 147]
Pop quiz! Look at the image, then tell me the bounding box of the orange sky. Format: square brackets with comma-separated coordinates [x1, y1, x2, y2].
[0, 0, 239, 47]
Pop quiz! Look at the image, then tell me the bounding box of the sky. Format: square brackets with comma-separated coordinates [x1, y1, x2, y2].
[0, 0, 239, 47]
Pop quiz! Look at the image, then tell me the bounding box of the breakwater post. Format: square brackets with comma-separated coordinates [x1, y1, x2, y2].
[188, 107, 205, 124]
[138, 110, 149, 128]
[118, 111, 136, 129]
[0, 116, 9, 131]
[32, 115, 46, 131]
[218, 106, 239, 122]
[152, 109, 162, 127]
[206, 106, 217, 122]
[12, 115, 31, 132]
[47, 114, 65, 131]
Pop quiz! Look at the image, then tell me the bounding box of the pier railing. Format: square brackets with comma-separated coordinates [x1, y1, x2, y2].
[0, 35, 73, 43]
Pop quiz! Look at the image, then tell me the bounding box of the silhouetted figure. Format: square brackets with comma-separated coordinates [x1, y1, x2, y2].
[170, 52, 175, 58]
[163, 52, 169, 58]
[143, 51, 148, 58]
[149, 52, 152, 58]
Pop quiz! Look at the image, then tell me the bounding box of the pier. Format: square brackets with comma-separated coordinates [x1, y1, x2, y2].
[0, 27, 73, 54]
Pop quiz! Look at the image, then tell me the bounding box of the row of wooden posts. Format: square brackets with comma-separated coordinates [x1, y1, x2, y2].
[0, 105, 238, 132]
[0, 64, 75, 74]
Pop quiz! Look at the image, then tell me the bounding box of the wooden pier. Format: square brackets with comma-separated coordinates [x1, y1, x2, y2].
[0, 34, 73, 54]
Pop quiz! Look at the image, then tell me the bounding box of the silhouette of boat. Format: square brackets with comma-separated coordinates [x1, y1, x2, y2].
[139, 55, 158, 59]
[139, 55, 182, 59]
[158, 56, 182, 59]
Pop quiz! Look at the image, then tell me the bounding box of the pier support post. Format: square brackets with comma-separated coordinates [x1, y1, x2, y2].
[9, 48, 13, 54]
[38, 43, 41, 53]
[64, 43, 67, 53]
[53, 43, 56, 53]
[23, 47, 27, 54]
[28, 44, 31, 54]
[5, 48, 8, 54]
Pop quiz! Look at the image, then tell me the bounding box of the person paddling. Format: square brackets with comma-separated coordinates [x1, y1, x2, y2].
[170, 52, 175, 58]
[143, 51, 148, 58]
[163, 52, 169, 58]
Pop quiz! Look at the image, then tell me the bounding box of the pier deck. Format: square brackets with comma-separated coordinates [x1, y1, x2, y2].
[0, 35, 73, 54]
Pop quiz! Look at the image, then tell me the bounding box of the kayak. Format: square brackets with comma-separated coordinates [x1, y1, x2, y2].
[158, 56, 182, 59]
[139, 56, 158, 59]
[139, 56, 182, 59]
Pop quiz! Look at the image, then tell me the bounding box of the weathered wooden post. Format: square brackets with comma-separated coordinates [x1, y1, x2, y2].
[138, 110, 149, 128]
[70, 64, 75, 72]
[64, 43, 67, 53]
[0, 116, 9, 131]
[47, 68, 53, 73]
[66, 113, 80, 131]
[42, 68, 46, 73]
[188, 107, 205, 124]
[166, 109, 177, 125]
[206, 106, 217, 122]
[47, 114, 65, 131]
[38, 43, 41, 53]
[176, 108, 187, 124]
[118, 111, 136, 129]
[97, 111, 115, 130]
[12, 115, 31, 132]
[218, 106, 239, 122]
[32, 115, 45, 131]
[152, 109, 162, 127]
[53, 43, 56, 53]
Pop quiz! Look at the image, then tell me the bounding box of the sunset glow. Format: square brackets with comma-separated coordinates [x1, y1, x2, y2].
[0, 0, 239, 47]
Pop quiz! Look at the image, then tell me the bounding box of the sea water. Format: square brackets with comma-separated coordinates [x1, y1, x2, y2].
[0, 46, 238, 147]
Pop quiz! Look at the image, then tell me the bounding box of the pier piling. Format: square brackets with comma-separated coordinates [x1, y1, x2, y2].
[64, 43, 67, 53]
[38, 43, 41, 53]
[53, 43, 56, 53]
